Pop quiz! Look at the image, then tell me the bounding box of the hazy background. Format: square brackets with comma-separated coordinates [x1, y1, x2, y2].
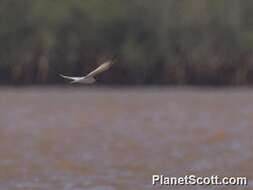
[0, 0, 253, 85]
[0, 1, 253, 190]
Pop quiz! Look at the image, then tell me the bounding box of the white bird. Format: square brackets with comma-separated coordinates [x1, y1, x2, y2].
[60, 60, 114, 84]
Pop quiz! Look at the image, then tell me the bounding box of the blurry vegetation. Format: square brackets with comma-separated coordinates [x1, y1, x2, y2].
[0, 0, 253, 85]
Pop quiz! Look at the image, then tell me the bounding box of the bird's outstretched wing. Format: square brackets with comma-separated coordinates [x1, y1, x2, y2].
[85, 61, 113, 78]
[59, 74, 82, 81]
[60, 74, 96, 84]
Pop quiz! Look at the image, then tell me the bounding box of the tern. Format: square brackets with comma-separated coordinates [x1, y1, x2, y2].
[60, 60, 114, 84]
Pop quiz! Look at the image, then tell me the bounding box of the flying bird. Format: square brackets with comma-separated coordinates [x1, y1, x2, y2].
[60, 60, 114, 84]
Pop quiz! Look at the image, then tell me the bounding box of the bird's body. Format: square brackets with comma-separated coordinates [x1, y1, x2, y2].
[60, 60, 114, 84]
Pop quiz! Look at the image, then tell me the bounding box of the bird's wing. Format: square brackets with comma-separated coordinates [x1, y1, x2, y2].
[60, 74, 95, 84]
[59, 74, 84, 81]
[86, 61, 112, 77]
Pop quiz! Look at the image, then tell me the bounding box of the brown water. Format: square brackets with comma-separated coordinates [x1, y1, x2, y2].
[0, 87, 252, 190]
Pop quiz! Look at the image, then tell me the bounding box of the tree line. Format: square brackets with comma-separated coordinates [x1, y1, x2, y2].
[0, 0, 253, 85]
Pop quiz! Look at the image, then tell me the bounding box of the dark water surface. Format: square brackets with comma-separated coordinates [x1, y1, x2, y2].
[0, 87, 252, 190]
